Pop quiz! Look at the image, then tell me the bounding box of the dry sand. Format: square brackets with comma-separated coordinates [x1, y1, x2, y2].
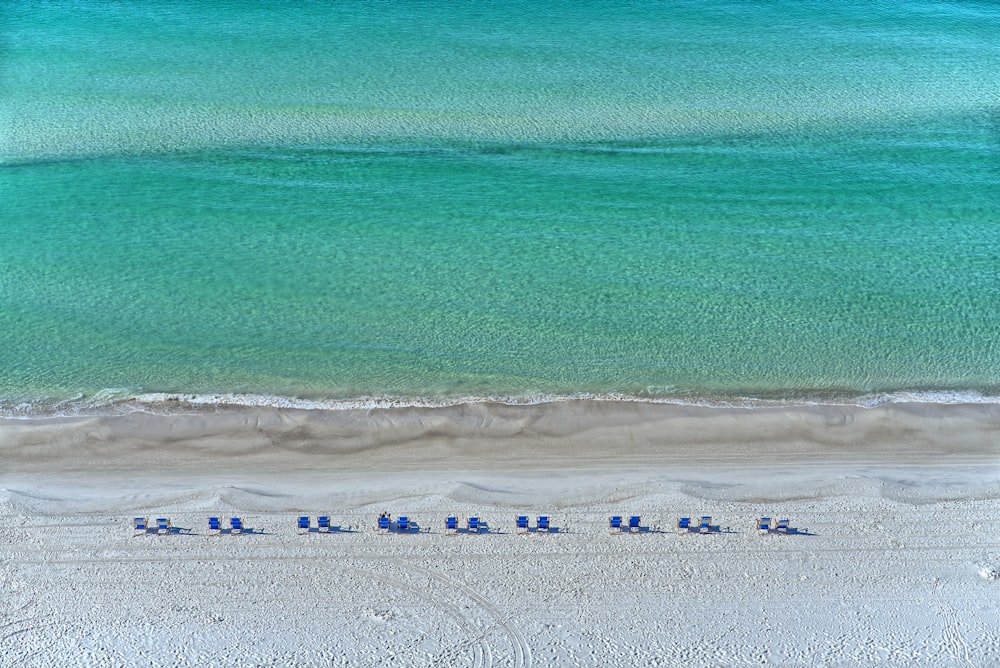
[2, 401, 999, 666]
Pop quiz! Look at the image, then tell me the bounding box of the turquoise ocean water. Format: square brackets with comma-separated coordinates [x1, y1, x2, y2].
[2, 1, 999, 414]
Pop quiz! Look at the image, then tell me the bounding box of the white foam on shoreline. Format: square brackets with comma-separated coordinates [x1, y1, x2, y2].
[2, 387, 999, 420]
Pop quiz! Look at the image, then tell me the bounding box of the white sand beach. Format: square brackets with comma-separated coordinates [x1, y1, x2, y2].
[2, 400, 999, 666]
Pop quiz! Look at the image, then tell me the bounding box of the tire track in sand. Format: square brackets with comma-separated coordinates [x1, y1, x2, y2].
[400, 561, 532, 668]
[345, 564, 491, 668]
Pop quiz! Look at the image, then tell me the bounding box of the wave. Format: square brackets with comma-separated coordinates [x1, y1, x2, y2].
[3, 387, 1000, 420]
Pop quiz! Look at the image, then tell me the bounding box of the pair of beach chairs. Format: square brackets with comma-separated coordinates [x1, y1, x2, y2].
[377, 515, 412, 534]
[444, 516, 484, 535]
[756, 517, 790, 534]
[133, 517, 171, 536]
[208, 517, 245, 535]
[516, 515, 552, 534]
[608, 515, 642, 534]
[297, 516, 333, 534]
[676, 516, 713, 534]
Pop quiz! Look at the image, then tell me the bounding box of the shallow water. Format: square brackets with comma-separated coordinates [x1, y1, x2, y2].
[2, 1, 999, 411]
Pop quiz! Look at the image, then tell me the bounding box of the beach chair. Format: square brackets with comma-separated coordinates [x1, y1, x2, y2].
[156, 518, 171, 535]
[629, 516, 641, 533]
[677, 517, 692, 533]
[377, 516, 391, 534]
[516, 515, 529, 534]
[699, 516, 712, 534]
[208, 517, 221, 535]
[776, 518, 790, 534]
[467, 517, 481, 533]
[757, 517, 771, 534]
[537, 516, 550, 533]
[133, 517, 148, 536]
[609, 515, 623, 533]
[230, 517, 243, 535]
[297, 516, 310, 534]
[397, 516, 410, 533]
[317, 516, 332, 533]
[445, 516, 458, 535]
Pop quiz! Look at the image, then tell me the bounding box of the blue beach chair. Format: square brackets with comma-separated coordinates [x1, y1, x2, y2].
[298, 516, 311, 534]
[516, 515, 529, 534]
[377, 516, 391, 534]
[777, 518, 790, 534]
[699, 516, 712, 534]
[677, 517, 692, 533]
[629, 516, 641, 533]
[156, 518, 171, 535]
[208, 517, 221, 535]
[317, 516, 331, 533]
[133, 517, 148, 536]
[757, 517, 771, 534]
[230, 517, 243, 535]
[537, 516, 550, 533]
[467, 517, 481, 533]
[397, 516, 410, 533]
[445, 516, 458, 535]
[609, 515, 623, 533]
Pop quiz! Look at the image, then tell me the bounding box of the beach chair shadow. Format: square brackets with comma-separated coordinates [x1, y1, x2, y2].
[464, 517, 488, 535]
[628, 515, 647, 534]
[778, 520, 814, 536]
[329, 525, 355, 533]
[316, 515, 354, 533]
[534, 516, 559, 534]
[152, 518, 186, 536]
[318, 519, 354, 534]
[698, 516, 721, 535]
[394, 517, 420, 534]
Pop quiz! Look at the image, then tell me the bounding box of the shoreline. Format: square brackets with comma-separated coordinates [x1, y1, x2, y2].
[3, 386, 1000, 420]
